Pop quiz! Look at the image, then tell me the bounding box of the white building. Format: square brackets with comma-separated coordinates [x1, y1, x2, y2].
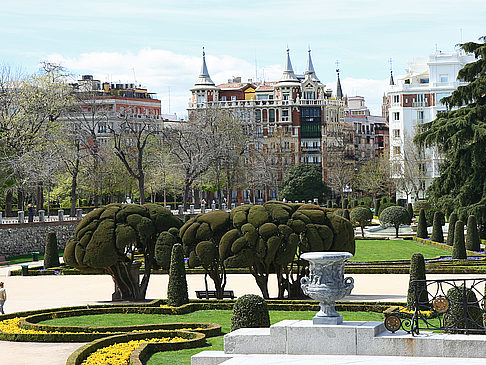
[387, 50, 475, 204]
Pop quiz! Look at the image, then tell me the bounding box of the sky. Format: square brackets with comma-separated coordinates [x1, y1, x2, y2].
[1, 0, 485, 119]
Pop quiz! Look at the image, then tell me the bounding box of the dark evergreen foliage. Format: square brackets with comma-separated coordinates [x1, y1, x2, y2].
[342, 198, 349, 210]
[230, 294, 270, 332]
[377, 202, 396, 217]
[446, 212, 458, 246]
[443, 285, 483, 333]
[167, 243, 189, 307]
[466, 215, 481, 251]
[407, 203, 414, 224]
[374, 199, 380, 215]
[430, 211, 444, 243]
[278, 164, 330, 202]
[452, 220, 467, 259]
[407, 253, 429, 310]
[44, 232, 60, 269]
[343, 209, 350, 221]
[350, 207, 373, 238]
[416, 209, 428, 239]
[379, 206, 409, 238]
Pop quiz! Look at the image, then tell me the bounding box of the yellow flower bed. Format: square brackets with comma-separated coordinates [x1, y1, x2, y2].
[82, 337, 186, 365]
[0, 317, 54, 334]
[397, 306, 435, 318]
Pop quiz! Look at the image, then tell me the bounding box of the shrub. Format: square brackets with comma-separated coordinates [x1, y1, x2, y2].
[444, 285, 483, 333]
[342, 198, 348, 210]
[167, 244, 189, 307]
[430, 211, 444, 243]
[350, 207, 373, 238]
[155, 229, 180, 270]
[452, 220, 466, 259]
[446, 212, 458, 246]
[350, 199, 357, 208]
[406, 253, 429, 310]
[358, 197, 372, 208]
[44, 232, 60, 269]
[343, 209, 350, 221]
[416, 209, 428, 239]
[327, 201, 332, 208]
[377, 202, 396, 217]
[407, 203, 414, 224]
[466, 215, 481, 252]
[413, 200, 431, 213]
[379, 206, 409, 238]
[230, 294, 270, 332]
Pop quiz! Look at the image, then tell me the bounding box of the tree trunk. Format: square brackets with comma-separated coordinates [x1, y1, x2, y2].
[107, 261, 143, 301]
[70, 159, 79, 217]
[138, 175, 145, 204]
[17, 188, 24, 212]
[37, 182, 44, 212]
[5, 191, 13, 217]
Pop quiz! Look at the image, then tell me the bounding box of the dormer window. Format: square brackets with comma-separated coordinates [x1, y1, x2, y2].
[305, 91, 313, 99]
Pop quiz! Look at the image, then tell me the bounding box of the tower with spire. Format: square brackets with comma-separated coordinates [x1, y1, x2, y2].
[336, 61, 343, 100]
[190, 47, 220, 108]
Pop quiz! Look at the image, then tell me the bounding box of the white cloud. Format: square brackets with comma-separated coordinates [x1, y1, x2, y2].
[48, 48, 388, 118]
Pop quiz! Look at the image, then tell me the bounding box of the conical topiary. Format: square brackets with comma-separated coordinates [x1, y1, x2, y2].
[44, 232, 60, 269]
[407, 253, 429, 310]
[466, 215, 481, 252]
[342, 198, 348, 210]
[452, 220, 466, 259]
[343, 209, 350, 221]
[374, 199, 380, 216]
[430, 211, 444, 243]
[327, 201, 332, 208]
[231, 294, 270, 332]
[167, 243, 189, 307]
[407, 203, 414, 224]
[416, 209, 428, 239]
[446, 212, 458, 246]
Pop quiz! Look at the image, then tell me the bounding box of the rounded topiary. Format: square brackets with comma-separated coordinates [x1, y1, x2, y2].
[466, 215, 481, 252]
[350, 207, 373, 238]
[379, 206, 409, 238]
[167, 243, 189, 307]
[413, 200, 431, 213]
[377, 202, 395, 217]
[446, 212, 458, 246]
[407, 253, 428, 310]
[44, 231, 60, 269]
[342, 198, 348, 210]
[430, 211, 444, 243]
[416, 209, 428, 239]
[230, 294, 270, 332]
[444, 285, 483, 333]
[452, 220, 466, 259]
[155, 229, 180, 270]
[407, 203, 414, 224]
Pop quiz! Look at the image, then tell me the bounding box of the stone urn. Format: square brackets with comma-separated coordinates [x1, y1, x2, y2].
[300, 252, 354, 324]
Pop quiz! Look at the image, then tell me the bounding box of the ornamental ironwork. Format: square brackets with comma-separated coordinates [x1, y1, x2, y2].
[384, 278, 486, 335]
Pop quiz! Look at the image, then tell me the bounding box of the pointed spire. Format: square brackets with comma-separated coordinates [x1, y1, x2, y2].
[279, 48, 299, 82]
[389, 58, 395, 85]
[336, 61, 343, 99]
[195, 47, 215, 86]
[305, 48, 319, 81]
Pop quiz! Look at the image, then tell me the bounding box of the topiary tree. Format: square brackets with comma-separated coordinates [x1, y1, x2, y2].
[44, 231, 60, 269]
[379, 206, 410, 238]
[350, 207, 373, 238]
[377, 202, 395, 217]
[342, 198, 348, 210]
[180, 210, 231, 299]
[167, 243, 189, 307]
[430, 211, 444, 243]
[350, 199, 357, 208]
[466, 215, 481, 251]
[407, 203, 414, 224]
[413, 200, 431, 214]
[452, 220, 466, 259]
[343, 209, 350, 221]
[373, 199, 380, 216]
[446, 212, 458, 246]
[407, 253, 429, 310]
[64, 203, 183, 301]
[444, 285, 483, 333]
[416, 209, 428, 239]
[327, 201, 332, 208]
[155, 227, 181, 270]
[230, 294, 270, 332]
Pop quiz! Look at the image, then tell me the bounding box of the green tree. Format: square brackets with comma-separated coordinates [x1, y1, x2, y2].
[167, 243, 189, 307]
[350, 207, 373, 237]
[278, 163, 329, 202]
[416, 208, 428, 239]
[430, 211, 444, 243]
[407, 253, 429, 310]
[452, 220, 466, 259]
[466, 215, 481, 251]
[379, 206, 410, 238]
[446, 212, 458, 246]
[407, 203, 414, 224]
[44, 232, 60, 269]
[414, 37, 486, 235]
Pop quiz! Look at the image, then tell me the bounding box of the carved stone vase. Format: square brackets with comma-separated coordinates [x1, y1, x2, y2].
[301, 252, 354, 324]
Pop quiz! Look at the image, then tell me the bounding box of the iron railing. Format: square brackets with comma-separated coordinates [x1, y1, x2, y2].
[385, 278, 486, 335]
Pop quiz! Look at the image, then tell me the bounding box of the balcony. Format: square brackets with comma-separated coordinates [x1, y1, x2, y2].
[412, 101, 429, 107]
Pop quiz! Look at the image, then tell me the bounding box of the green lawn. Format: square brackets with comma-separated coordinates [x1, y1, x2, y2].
[1, 250, 64, 266]
[350, 239, 453, 262]
[43, 310, 383, 365]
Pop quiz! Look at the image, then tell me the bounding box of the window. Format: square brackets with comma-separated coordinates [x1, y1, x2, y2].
[393, 112, 400, 121]
[305, 91, 313, 99]
[269, 109, 275, 123]
[282, 109, 289, 117]
[417, 94, 424, 103]
[197, 96, 205, 104]
[393, 129, 400, 138]
[436, 93, 450, 105]
[393, 95, 399, 104]
[283, 93, 289, 100]
[231, 96, 236, 101]
[439, 74, 448, 83]
[393, 146, 401, 155]
[417, 111, 424, 122]
[221, 96, 227, 101]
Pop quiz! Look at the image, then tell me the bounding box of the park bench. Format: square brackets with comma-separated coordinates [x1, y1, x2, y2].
[0, 255, 10, 265]
[195, 290, 235, 299]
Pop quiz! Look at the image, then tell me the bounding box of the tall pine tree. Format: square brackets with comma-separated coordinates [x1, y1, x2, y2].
[414, 36, 486, 236]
